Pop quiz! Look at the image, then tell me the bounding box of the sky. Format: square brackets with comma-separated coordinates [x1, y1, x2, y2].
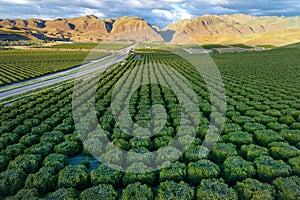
[1, 0, 300, 27]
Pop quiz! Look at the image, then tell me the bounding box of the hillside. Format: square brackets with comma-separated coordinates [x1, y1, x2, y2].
[0, 15, 163, 42]
[1, 14, 300, 45]
[164, 14, 300, 45]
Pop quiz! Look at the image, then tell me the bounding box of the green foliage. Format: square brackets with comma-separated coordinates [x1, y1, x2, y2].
[269, 142, 300, 160]
[12, 125, 31, 136]
[211, 143, 238, 163]
[80, 184, 118, 200]
[154, 136, 173, 149]
[279, 115, 296, 125]
[83, 138, 105, 156]
[50, 42, 132, 50]
[240, 144, 269, 161]
[254, 130, 284, 147]
[254, 115, 277, 125]
[288, 156, 300, 175]
[243, 122, 265, 133]
[25, 167, 56, 194]
[188, 160, 220, 186]
[235, 178, 275, 200]
[159, 161, 186, 183]
[54, 141, 81, 156]
[0, 133, 19, 147]
[222, 123, 242, 134]
[1, 43, 300, 199]
[5, 188, 40, 200]
[184, 145, 209, 163]
[90, 163, 123, 187]
[0, 169, 27, 198]
[45, 187, 77, 200]
[232, 116, 255, 125]
[63, 133, 82, 143]
[265, 109, 283, 117]
[127, 148, 152, 166]
[54, 123, 74, 134]
[0, 50, 110, 86]
[102, 148, 124, 166]
[267, 122, 288, 131]
[40, 131, 64, 144]
[0, 154, 10, 172]
[121, 182, 154, 200]
[272, 176, 300, 200]
[156, 146, 182, 166]
[230, 44, 253, 48]
[31, 124, 52, 136]
[58, 165, 89, 189]
[24, 142, 55, 157]
[43, 153, 67, 173]
[19, 133, 39, 147]
[129, 137, 152, 149]
[197, 179, 238, 200]
[281, 129, 300, 145]
[8, 154, 41, 174]
[122, 163, 156, 186]
[156, 180, 194, 200]
[2, 143, 26, 158]
[226, 131, 253, 147]
[254, 156, 292, 182]
[223, 156, 256, 184]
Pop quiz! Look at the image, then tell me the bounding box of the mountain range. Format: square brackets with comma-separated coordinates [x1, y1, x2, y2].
[1, 14, 300, 46]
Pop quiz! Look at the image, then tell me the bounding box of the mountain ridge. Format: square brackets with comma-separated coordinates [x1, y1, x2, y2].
[1, 14, 300, 45]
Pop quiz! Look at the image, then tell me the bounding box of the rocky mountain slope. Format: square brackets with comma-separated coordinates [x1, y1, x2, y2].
[1, 14, 300, 45]
[163, 14, 300, 44]
[0, 15, 163, 42]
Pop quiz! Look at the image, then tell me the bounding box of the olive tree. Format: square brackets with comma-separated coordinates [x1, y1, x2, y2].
[254, 156, 292, 182]
[80, 184, 117, 200]
[25, 142, 55, 157]
[197, 179, 238, 200]
[159, 161, 186, 183]
[43, 153, 67, 173]
[156, 180, 194, 200]
[211, 143, 238, 163]
[121, 182, 154, 200]
[25, 167, 57, 194]
[223, 156, 256, 184]
[235, 178, 275, 200]
[272, 176, 300, 200]
[122, 163, 156, 186]
[188, 159, 220, 186]
[288, 156, 300, 176]
[254, 130, 284, 147]
[5, 188, 40, 200]
[58, 165, 89, 189]
[90, 163, 123, 187]
[0, 169, 27, 198]
[8, 154, 42, 174]
[269, 142, 300, 161]
[45, 187, 77, 200]
[54, 141, 81, 157]
[240, 144, 269, 161]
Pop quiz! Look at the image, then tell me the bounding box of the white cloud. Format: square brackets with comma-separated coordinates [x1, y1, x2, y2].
[152, 9, 174, 20]
[0, 0, 299, 27]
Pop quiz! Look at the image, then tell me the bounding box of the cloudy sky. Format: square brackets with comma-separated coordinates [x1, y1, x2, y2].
[1, 0, 300, 27]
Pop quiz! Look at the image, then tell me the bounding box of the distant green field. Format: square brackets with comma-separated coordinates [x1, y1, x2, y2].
[48, 42, 133, 50]
[0, 50, 110, 86]
[256, 44, 277, 49]
[230, 44, 254, 49]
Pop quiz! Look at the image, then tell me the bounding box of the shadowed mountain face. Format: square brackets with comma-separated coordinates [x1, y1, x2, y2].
[1, 14, 300, 45]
